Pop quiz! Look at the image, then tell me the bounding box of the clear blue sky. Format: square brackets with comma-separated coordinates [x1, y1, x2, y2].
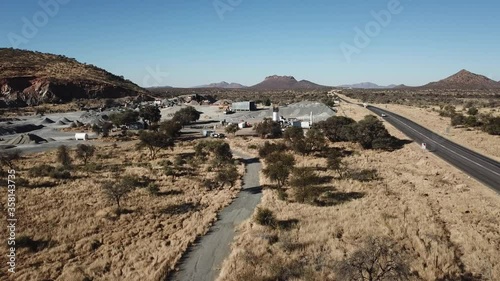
[1, 0, 499, 87]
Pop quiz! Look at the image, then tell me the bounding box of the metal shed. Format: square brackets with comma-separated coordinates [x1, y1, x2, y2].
[231, 101, 257, 111]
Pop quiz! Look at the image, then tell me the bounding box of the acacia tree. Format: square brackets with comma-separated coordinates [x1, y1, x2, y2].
[290, 167, 322, 203]
[305, 128, 327, 153]
[225, 123, 239, 136]
[172, 106, 201, 125]
[262, 152, 295, 189]
[483, 116, 500, 135]
[216, 164, 239, 188]
[334, 237, 411, 281]
[101, 179, 133, 212]
[137, 131, 174, 159]
[195, 140, 233, 169]
[258, 141, 288, 158]
[315, 116, 357, 142]
[283, 127, 304, 146]
[254, 118, 282, 138]
[159, 120, 182, 138]
[109, 110, 139, 126]
[355, 115, 393, 149]
[139, 105, 161, 128]
[57, 145, 72, 168]
[75, 144, 96, 165]
[326, 152, 346, 178]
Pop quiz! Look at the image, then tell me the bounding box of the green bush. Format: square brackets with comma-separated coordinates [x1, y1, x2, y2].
[315, 116, 357, 142]
[248, 144, 258, 150]
[451, 114, 466, 126]
[467, 107, 479, 116]
[439, 105, 456, 117]
[354, 115, 394, 150]
[464, 115, 480, 127]
[146, 183, 160, 196]
[255, 208, 277, 228]
[482, 116, 500, 135]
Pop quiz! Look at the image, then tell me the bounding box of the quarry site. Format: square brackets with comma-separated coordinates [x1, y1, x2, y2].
[1, 6, 500, 278]
[1, 83, 499, 281]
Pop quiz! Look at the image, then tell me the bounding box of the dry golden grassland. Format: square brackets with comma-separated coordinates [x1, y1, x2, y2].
[218, 105, 500, 280]
[338, 94, 500, 161]
[0, 140, 243, 281]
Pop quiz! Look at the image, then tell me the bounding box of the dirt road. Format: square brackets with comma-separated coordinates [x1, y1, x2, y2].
[168, 153, 262, 281]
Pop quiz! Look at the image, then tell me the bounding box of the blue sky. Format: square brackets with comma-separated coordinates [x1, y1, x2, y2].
[1, 0, 499, 87]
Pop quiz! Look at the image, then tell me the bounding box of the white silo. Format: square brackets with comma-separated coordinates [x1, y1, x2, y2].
[272, 106, 280, 122]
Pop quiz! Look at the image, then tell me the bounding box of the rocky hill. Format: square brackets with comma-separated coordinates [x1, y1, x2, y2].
[422, 69, 500, 90]
[0, 48, 147, 107]
[250, 75, 327, 90]
[194, 81, 247, 89]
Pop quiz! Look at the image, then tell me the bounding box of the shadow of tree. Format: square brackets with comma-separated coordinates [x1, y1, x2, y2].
[346, 169, 381, 182]
[16, 236, 53, 252]
[161, 202, 202, 215]
[277, 219, 299, 231]
[242, 186, 262, 195]
[315, 191, 365, 207]
[241, 157, 261, 165]
[158, 189, 184, 196]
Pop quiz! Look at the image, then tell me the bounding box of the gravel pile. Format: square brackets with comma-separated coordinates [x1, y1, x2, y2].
[4, 134, 48, 145]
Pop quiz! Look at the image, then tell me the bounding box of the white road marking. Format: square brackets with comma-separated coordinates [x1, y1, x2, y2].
[379, 109, 500, 178]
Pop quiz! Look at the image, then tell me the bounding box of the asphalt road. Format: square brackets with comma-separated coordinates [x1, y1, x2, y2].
[366, 105, 500, 192]
[168, 152, 262, 281]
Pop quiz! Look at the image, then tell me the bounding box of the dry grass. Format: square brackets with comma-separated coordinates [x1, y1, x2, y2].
[0, 140, 243, 281]
[218, 106, 500, 280]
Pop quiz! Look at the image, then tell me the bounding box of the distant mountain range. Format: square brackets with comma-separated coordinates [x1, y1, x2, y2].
[419, 69, 500, 90]
[194, 81, 247, 89]
[337, 70, 500, 90]
[250, 75, 327, 90]
[338, 82, 400, 89]
[192, 76, 328, 90]
[151, 70, 500, 92]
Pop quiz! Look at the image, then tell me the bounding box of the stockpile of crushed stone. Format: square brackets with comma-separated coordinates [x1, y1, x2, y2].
[0, 124, 45, 136]
[4, 134, 48, 145]
[80, 111, 107, 126]
[40, 117, 55, 124]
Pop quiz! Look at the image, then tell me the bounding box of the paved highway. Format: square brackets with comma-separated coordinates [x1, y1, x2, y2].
[365, 105, 500, 192]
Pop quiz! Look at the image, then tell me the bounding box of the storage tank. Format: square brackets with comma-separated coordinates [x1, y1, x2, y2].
[75, 133, 88, 141]
[272, 106, 280, 122]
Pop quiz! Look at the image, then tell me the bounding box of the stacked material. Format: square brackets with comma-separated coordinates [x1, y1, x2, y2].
[0, 124, 45, 136]
[4, 134, 48, 145]
[40, 117, 55, 124]
[80, 111, 106, 126]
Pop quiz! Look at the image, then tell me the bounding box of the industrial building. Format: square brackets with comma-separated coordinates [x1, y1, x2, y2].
[231, 101, 257, 111]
